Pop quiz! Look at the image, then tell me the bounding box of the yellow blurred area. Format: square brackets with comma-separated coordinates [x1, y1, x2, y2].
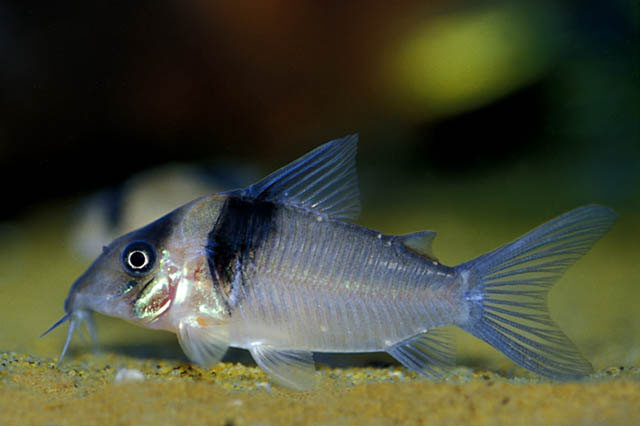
[387, 4, 552, 117]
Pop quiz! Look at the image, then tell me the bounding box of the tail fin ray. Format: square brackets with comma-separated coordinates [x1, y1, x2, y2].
[458, 205, 617, 380]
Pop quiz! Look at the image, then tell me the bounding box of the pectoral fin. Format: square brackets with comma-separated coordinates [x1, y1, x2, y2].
[177, 318, 229, 368]
[249, 344, 316, 390]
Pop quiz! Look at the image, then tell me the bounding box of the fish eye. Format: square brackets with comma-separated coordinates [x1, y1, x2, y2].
[121, 241, 156, 276]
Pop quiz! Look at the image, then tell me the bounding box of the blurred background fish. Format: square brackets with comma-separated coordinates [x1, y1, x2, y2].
[69, 163, 257, 259]
[0, 1, 637, 373]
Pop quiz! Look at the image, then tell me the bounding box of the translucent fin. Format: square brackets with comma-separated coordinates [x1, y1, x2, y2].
[249, 344, 316, 390]
[237, 134, 361, 220]
[177, 319, 229, 368]
[399, 231, 438, 260]
[387, 328, 455, 379]
[458, 205, 617, 380]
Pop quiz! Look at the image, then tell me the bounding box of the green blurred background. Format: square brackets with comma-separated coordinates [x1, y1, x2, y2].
[0, 1, 638, 372]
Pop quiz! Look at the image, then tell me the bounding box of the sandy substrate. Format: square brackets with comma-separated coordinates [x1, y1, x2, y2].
[1, 189, 639, 425]
[2, 351, 639, 426]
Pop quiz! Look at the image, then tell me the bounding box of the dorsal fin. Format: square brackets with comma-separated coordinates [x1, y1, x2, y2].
[234, 134, 361, 221]
[399, 231, 438, 260]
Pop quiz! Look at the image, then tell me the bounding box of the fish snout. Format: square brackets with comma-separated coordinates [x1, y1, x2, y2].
[63, 264, 123, 317]
[63, 274, 92, 314]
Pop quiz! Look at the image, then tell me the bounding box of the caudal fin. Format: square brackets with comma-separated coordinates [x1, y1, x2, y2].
[457, 205, 616, 380]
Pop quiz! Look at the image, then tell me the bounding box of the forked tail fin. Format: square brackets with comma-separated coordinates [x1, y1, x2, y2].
[456, 205, 617, 380]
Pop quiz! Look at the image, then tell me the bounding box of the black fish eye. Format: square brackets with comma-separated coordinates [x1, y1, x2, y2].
[121, 241, 156, 276]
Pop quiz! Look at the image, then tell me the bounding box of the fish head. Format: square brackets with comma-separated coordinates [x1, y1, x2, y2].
[66, 237, 156, 321]
[43, 206, 189, 361]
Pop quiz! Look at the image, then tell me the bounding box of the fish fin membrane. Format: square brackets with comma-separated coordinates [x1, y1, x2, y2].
[249, 344, 316, 390]
[387, 327, 455, 379]
[237, 134, 361, 221]
[177, 319, 229, 368]
[399, 231, 438, 260]
[458, 205, 617, 380]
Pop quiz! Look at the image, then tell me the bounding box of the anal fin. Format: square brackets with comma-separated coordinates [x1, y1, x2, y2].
[387, 328, 456, 379]
[249, 344, 316, 390]
[177, 318, 229, 368]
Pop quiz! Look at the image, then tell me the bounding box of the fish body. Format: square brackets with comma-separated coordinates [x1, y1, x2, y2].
[45, 135, 617, 389]
[216, 201, 461, 352]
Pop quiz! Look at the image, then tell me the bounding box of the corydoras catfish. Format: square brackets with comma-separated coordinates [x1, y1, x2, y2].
[43, 135, 617, 389]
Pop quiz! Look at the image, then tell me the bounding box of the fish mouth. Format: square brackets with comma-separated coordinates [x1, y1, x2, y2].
[40, 309, 96, 364]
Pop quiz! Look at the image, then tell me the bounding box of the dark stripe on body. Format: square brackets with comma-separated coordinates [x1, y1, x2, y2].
[135, 208, 179, 247]
[206, 196, 277, 307]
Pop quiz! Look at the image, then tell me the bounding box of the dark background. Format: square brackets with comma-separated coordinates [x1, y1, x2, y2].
[1, 1, 637, 220]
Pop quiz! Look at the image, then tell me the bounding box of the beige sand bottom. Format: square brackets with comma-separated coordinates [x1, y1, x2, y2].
[1, 352, 639, 426]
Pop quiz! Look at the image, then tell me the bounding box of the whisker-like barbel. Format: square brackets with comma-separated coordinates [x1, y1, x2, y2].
[40, 313, 70, 338]
[58, 317, 76, 364]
